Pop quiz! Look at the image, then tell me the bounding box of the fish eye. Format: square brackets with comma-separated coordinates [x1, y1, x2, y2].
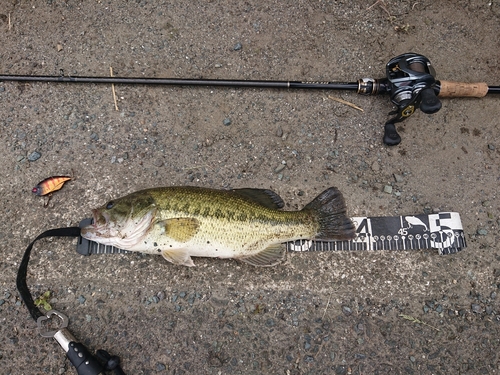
[106, 201, 114, 209]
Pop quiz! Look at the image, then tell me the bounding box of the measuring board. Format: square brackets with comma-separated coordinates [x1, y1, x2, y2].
[76, 212, 465, 257]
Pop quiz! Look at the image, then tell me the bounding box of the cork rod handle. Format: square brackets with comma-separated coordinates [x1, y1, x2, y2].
[438, 80, 489, 98]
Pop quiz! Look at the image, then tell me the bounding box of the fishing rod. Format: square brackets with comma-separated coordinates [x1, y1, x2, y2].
[2, 52, 499, 145]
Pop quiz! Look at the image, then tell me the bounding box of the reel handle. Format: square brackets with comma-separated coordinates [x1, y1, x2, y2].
[383, 122, 401, 146]
[420, 87, 442, 114]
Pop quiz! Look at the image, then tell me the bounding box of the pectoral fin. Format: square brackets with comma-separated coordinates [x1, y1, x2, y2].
[161, 249, 195, 267]
[239, 243, 286, 267]
[161, 218, 200, 243]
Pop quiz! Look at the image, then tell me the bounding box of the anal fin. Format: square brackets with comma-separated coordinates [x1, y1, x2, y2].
[239, 243, 286, 267]
[161, 249, 195, 267]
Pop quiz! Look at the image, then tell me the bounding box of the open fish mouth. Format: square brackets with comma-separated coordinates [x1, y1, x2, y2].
[81, 208, 157, 250]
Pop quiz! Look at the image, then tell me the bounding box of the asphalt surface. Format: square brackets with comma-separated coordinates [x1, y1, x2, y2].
[1, 1, 499, 374]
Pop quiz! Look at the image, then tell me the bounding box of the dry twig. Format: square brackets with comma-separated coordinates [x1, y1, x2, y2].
[110, 66, 119, 111]
[399, 314, 440, 331]
[328, 95, 364, 112]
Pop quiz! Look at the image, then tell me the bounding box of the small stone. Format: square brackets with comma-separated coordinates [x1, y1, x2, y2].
[77, 295, 86, 304]
[487, 144, 495, 150]
[384, 185, 393, 194]
[477, 229, 488, 236]
[334, 365, 348, 375]
[342, 306, 352, 315]
[471, 304, 482, 313]
[0, 299, 4, 306]
[371, 161, 380, 172]
[393, 173, 404, 183]
[233, 42, 242, 51]
[410, 356, 416, 363]
[156, 363, 167, 371]
[28, 151, 41, 161]
[57, 44, 63, 51]
[223, 118, 232, 126]
[274, 164, 286, 173]
[265, 318, 275, 327]
[86, 315, 92, 322]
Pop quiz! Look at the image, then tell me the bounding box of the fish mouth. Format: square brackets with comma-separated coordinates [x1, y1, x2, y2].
[92, 208, 109, 227]
[81, 207, 156, 250]
[80, 209, 111, 239]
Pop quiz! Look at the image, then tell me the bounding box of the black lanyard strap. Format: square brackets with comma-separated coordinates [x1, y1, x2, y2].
[16, 227, 126, 375]
[16, 227, 82, 321]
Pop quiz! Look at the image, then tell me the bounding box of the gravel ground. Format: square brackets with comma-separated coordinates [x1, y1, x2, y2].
[1, 1, 499, 374]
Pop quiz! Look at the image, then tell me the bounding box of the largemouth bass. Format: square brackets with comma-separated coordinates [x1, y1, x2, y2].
[81, 186, 355, 267]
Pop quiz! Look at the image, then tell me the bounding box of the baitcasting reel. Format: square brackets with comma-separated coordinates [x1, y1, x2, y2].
[358, 53, 443, 146]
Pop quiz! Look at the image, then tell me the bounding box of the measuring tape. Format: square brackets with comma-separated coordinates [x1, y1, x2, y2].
[77, 212, 465, 257]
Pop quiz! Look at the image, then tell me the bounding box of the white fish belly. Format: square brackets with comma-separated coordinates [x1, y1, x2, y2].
[126, 216, 316, 259]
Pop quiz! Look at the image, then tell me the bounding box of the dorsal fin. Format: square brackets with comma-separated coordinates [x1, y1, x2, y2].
[231, 188, 284, 209]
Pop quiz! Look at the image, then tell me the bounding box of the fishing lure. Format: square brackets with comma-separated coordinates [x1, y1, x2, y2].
[32, 175, 72, 196]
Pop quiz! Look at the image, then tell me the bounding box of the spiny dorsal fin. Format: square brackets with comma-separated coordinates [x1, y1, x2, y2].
[238, 243, 286, 267]
[231, 188, 284, 209]
[161, 249, 195, 267]
[162, 218, 200, 242]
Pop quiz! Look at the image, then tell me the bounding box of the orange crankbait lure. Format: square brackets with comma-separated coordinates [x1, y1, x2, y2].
[32, 176, 72, 196]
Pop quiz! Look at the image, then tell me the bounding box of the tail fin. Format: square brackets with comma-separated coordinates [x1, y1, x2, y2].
[303, 187, 355, 240]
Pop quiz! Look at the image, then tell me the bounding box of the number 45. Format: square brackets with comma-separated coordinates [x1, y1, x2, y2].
[398, 228, 408, 236]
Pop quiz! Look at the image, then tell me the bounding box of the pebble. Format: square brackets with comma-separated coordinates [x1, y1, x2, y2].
[223, 118, 232, 126]
[274, 164, 286, 173]
[28, 151, 41, 161]
[384, 185, 393, 194]
[156, 363, 166, 371]
[393, 173, 404, 183]
[487, 144, 495, 150]
[371, 161, 380, 172]
[471, 304, 482, 313]
[233, 42, 242, 51]
[78, 295, 86, 304]
[476, 229, 488, 235]
[342, 306, 352, 316]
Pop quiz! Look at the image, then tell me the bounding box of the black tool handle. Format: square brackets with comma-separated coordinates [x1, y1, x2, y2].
[419, 87, 442, 114]
[383, 122, 401, 146]
[67, 342, 105, 375]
